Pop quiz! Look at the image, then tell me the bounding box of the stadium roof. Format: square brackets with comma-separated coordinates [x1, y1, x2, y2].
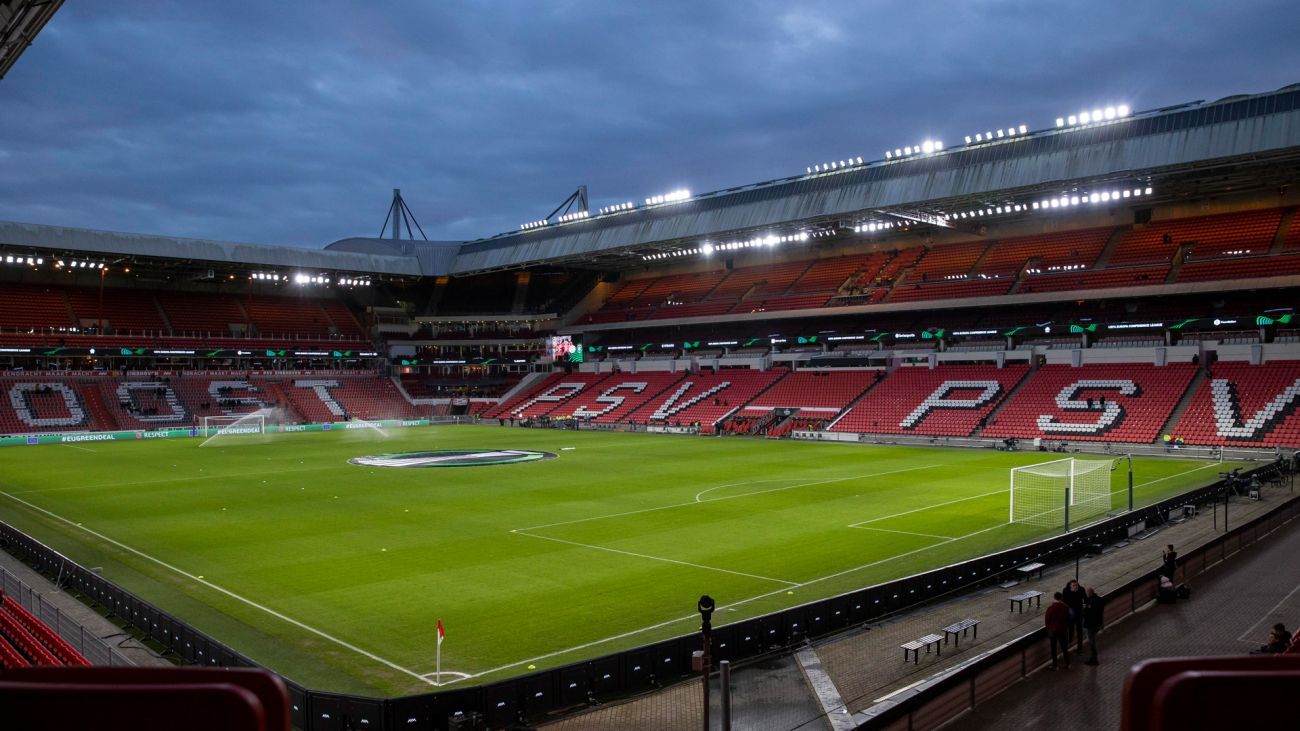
[0, 220, 426, 277]
[0, 0, 63, 79]
[450, 83, 1300, 274]
[3, 84, 1299, 279]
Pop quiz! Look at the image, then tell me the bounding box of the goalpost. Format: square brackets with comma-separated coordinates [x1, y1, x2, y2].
[201, 414, 266, 439]
[1010, 457, 1117, 532]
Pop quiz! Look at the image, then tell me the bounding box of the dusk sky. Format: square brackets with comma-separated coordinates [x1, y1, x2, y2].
[2, 1, 1298, 248]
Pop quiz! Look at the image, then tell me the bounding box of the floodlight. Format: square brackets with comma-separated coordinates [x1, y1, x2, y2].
[701, 243, 715, 255]
[1018, 124, 1027, 134]
[1144, 186, 1152, 195]
[1117, 104, 1130, 117]
[1079, 111, 1091, 124]
[921, 141, 933, 153]
[965, 135, 972, 144]
[36, 258, 42, 265]
[1104, 106, 1116, 120]
[996, 129, 1004, 138]
[894, 148, 902, 157]
[856, 156, 863, 164]
[1070, 196, 1080, 206]
[1056, 118, 1065, 127]
[1068, 115, 1078, 125]
[1091, 109, 1102, 121]
[974, 133, 983, 142]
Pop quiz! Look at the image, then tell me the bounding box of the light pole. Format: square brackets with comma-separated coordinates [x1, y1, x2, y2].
[698, 594, 714, 731]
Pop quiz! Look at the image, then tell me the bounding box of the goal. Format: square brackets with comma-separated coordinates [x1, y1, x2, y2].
[1010, 457, 1113, 531]
[201, 414, 266, 438]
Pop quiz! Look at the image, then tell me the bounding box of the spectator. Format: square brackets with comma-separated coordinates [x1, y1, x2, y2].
[1045, 592, 1071, 669]
[1254, 624, 1292, 654]
[1082, 587, 1104, 665]
[1161, 544, 1177, 580]
[1062, 579, 1087, 654]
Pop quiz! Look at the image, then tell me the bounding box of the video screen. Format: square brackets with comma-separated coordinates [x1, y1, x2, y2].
[548, 335, 583, 364]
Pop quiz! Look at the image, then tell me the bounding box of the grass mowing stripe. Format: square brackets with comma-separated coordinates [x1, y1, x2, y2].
[518, 463, 942, 533]
[510, 529, 800, 586]
[0, 489, 436, 687]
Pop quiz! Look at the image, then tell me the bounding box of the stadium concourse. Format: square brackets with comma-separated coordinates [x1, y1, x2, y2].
[3, 84, 1300, 729]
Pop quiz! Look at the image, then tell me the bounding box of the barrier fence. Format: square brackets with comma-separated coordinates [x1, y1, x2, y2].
[0, 464, 1278, 730]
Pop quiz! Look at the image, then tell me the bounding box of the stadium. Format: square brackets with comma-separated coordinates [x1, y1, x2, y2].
[3, 4, 1300, 731]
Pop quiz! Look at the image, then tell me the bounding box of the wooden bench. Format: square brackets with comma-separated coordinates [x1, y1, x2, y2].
[1009, 590, 1044, 613]
[942, 618, 980, 646]
[901, 633, 945, 664]
[1017, 562, 1046, 580]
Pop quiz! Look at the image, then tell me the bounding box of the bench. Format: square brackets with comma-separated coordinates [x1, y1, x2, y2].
[900, 633, 945, 664]
[1009, 590, 1044, 613]
[1017, 562, 1046, 580]
[942, 618, 980, 646]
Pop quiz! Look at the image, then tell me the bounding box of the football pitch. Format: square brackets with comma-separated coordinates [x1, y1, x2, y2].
[0, 425, 1241, 696]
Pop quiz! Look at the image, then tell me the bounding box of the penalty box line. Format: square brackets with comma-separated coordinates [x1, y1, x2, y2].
[0, 490, 438, 687]
[458, 460, 1229, 682]
[439, 517, 1018, 684]
[507, 464, 945, 589]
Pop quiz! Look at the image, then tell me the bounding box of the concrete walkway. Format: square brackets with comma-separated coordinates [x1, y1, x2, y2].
[947, 499, 1300, 729]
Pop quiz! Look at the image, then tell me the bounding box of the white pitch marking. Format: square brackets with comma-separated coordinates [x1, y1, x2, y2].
[694, 464, 941, 503]
[1236, 575, 1300, 642]
[456, 459, 1230, 682]
[854, 526, 955, 541]
[849, 487, 1008, 528]
[432, 518, 1017, 683]
[0, 490, 436, 686]
[59, 443, 98, 453]
[511, 529, 798, 586]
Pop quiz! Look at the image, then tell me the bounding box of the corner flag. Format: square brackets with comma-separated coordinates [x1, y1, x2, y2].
[435, 618, 446, 684]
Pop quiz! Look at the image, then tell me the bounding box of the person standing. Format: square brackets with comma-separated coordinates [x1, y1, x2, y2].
[1045, 592, 1071, 670]
[1062, 579, 1087, 654]
[1161, 544, 1177, 580]
[1082, 587, 1104, 665]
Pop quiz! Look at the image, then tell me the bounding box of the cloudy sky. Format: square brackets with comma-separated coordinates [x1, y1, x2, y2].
[1, 1, 1298, 248]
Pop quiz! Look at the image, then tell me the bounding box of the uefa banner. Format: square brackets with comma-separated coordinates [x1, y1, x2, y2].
[0, 419, 432, 448]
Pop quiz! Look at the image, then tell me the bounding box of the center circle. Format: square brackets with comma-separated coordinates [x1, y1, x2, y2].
[348, 449, 558, 468]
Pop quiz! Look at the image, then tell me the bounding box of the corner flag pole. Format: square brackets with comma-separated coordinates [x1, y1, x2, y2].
[436, 618, 445, 684]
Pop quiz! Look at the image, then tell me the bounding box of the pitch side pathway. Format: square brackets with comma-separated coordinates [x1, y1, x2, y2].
[541, 485, 1292, 730]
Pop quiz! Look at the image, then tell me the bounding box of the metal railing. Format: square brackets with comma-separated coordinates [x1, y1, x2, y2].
[0, 565, 137, 667]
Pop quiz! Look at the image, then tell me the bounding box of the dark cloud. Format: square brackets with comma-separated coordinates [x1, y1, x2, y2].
[1, 1, 1298, 247]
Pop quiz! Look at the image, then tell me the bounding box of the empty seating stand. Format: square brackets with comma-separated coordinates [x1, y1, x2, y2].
[1173, 360, 1300, 447]
[1, 595, 90, 667]
[746, 370, 879, 413]
[554, 372, 685, 423]
[983, 363, 1197, 443]
[830, 364, 1029, 436]
[627, 370, 785, 431]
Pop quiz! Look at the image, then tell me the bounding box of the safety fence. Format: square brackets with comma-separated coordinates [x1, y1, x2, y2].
[0, 465, 1272, 730]
[0, 565, 137, 667]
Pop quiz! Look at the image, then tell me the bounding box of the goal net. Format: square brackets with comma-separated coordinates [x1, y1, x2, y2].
[200, 413, 267, 442]
[1010, 458, 1112, 531]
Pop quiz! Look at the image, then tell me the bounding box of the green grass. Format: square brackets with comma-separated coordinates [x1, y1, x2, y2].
[0, 426, 1241, 696]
